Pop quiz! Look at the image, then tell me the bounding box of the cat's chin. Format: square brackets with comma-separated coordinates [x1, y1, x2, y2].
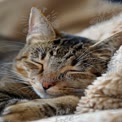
[32, 87, 61, 99]
[38, 92, 61, 99]
[32, 84, 84, 98]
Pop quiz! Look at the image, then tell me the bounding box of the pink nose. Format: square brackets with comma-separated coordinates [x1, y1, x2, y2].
[42, 81, 56, 90]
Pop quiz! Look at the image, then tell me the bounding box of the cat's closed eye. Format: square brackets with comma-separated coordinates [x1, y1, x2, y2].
[24, 60, 43, 76]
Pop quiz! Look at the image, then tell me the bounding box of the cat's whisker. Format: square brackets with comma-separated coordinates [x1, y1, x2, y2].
[0, 65, 27, 83]
[0, 41, 24, 45]
[16, 32, 27, 37]
[0, 62, 13, 64]
[0, 63, 13, 68]
[82, 63, 100, 72]
[0, 71, 23, 81]
[20, 20, 28, 24]
[22, 16, 28, 19]
[76, 46, 108, 63]
[0, 46, 22, 49]
[15, 85, 32, 92]
[20, 16, 29, 21]
[75, 48, 91, 62]
[85, 46, 110, 56]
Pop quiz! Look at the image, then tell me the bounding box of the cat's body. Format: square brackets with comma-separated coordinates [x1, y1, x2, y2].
[0, 8, 122, 122]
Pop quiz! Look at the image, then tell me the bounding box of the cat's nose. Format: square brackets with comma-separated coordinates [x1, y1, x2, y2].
[42, 81, 56, 90]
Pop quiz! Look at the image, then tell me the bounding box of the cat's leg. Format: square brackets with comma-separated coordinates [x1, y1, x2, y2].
[0, 80, 39, 114]
[0, 96, 79, 122]
[0, 93, 28, 114]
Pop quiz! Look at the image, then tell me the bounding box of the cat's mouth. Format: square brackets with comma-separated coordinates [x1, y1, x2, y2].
[32, 84, 84, 98]
[30, 79, 85, 98]
[33, 86, 63, 98]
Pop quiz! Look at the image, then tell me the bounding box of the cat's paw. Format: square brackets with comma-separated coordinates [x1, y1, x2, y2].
[1, 100, 47, 122]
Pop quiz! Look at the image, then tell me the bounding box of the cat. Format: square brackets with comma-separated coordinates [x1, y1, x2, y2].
[0, 7, 122, 122]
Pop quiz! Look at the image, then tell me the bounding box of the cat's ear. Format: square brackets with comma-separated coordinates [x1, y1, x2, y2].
[90, 31, 122, 50]
[26, 7, 56, 44]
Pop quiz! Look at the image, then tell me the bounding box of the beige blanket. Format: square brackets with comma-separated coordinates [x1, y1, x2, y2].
[0, 0, 122, 40]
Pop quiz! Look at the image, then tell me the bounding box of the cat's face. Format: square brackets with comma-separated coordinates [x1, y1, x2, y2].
[14, 8, 121, 98]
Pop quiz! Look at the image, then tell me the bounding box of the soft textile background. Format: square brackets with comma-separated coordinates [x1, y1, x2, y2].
[0, 0, 122, 40]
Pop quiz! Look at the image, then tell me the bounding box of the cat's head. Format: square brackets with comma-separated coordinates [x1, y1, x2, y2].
[14, 7, 122, 98]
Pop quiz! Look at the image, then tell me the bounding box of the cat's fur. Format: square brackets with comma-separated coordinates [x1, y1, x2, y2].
[0, 8, 122, 122]
[43, 37, 122, 122]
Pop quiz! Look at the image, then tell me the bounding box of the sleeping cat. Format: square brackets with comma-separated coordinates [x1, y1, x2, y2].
[0, 7, 122, 122]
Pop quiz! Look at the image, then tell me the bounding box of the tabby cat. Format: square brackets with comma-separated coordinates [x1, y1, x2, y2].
[0, 7, 121, 122]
